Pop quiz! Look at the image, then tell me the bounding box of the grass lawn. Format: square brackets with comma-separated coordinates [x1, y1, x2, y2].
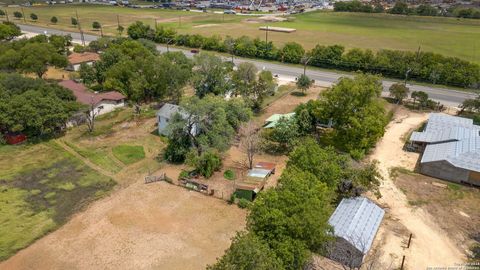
[112, 145, 145, 165]
[2, 6, 479, 62]
[0, 141, 115, 261]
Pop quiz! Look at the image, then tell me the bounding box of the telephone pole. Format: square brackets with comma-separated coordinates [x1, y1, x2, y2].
[5, 10, 9, 22]
[21, 7, 26, 23]
[75, 10, 85, 46]
[265, 25, 269, 43]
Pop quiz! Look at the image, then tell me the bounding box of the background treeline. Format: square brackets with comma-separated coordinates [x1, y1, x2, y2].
[127, 21, 480, 88]
[334, 0, 480, 19]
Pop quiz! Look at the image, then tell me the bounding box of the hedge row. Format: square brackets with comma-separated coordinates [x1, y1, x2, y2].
[127, 21, 480, 88]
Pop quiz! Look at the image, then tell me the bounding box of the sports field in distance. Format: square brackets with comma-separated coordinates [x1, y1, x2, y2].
[2, 5, 480, 63]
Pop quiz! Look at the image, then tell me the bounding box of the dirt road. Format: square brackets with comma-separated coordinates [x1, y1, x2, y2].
[369, 107, 465, 269]
[0, 181, 246, 270]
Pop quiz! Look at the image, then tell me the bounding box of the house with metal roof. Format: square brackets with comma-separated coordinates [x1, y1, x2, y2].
[156, 103, 191, 136]
[263, 112, 295, 128]
[409, 113, 480, 185]
[327, 197, 385, 268]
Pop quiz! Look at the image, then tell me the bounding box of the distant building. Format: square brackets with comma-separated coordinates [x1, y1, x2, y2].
[328, 197, 385, 268]
[67, 52, 100, 71]
[409, 113, 480, 186]
[58, 80, 125, 116]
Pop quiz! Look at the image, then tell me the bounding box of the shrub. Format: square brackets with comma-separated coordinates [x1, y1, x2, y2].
[223, 169, 235, 180]
[237, 198, 251, 209]
[187, 150, 222, 178]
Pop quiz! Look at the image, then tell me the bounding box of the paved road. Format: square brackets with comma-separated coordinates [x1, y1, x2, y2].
[18, 24, 478, 106]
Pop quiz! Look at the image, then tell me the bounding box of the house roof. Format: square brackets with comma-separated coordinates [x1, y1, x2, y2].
[328, 197, 385, 254]
[58, 80, 125, 106]
[254, 162, 276, 172]
[410, 113, 480, 172]
[68, 52, 100, 65]
[156, 103, 187, 119]
[264, 112, 295, 128]
[247, 168, 271, 179]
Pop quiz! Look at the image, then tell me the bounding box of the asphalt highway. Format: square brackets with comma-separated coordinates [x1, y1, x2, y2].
[18, 24, 478, 106]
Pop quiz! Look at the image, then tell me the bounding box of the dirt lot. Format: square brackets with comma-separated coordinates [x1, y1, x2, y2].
[392, 171, 480, 254]
[0, 181, 246, 270]
[368, 106, 466, 269]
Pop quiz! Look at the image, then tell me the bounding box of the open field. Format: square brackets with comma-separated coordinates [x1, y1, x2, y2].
[2, 5, 480, 62]
[0, 141, 115, 261]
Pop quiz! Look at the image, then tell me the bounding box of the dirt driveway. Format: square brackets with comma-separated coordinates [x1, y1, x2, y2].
[0, 181, 246, 270]
[369, 107, 465, 269]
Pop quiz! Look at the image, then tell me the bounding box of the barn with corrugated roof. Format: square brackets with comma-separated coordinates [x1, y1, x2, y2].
[409, 113, 480, 185]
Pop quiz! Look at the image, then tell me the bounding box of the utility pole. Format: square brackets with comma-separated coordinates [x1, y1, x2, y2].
[265, 25, 269, 43]
[116, 14, 120, 29]
[405, 46, 421, 85]
[179, 15, 181, 28]
[155, 18, 157, 28]
[75, 10, 85, 46]
[5, 10, 9, 22]
[21, 7, 26, 23]
[100, 25, 103, 37]
[302, 55, 312, 76]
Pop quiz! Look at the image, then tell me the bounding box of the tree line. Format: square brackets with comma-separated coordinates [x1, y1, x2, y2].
[334, 0, 480, 19]
[126, 21, 480, 88]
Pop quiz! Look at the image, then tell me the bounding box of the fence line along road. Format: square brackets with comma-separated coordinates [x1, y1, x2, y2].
[17, 24, 478, 107]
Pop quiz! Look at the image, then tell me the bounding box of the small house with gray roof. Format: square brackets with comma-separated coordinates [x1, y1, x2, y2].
[156, 103, 199, 136]
[327, 197, 385, 268]
[409, 113, 480, 186]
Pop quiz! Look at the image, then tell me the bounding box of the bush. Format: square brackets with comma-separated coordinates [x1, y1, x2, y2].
[237, 198, 251, 209]
[223, 169, 235, 180]
[187, 150, 222, 178]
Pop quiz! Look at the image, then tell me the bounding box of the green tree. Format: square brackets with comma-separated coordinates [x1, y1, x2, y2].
[460, 95, 480, 113]
[92, 21, 101, 30]
[48, 34, 72, 54]
[411, 90, 429, 109]
[127, 21, 154, 40]
[0, 73, 80, 137]
[0, 22, 22, 41]
[232, 62, 257, 96]
[390, 1, 410, 14]
[296, 74, 312, 94]
[186, 150, 222, 178]
[248, 166, 334, 269]
[264, 116, 300, 153]
[316, 74, 388, 156]
[18, 43, 68, 78]
[71, 17, 78, 26]
[388, 83, 410, 104]
[117, 25, 124, 36]
[13, 11, 22, 19]
[207, 232, 284, 270]
[192, 53, 231, 98]
[30, 13, 38, 21]
[165, 95, 251, 162]
[280, 42, 305, 64]
[50, 16, 58, 24]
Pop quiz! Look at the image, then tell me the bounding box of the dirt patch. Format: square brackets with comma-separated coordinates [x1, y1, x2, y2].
[193, 24, 220, 28]
[367, 106, 466, 269]
[0, 181, 246, 270]
[393, 172, 480, 253]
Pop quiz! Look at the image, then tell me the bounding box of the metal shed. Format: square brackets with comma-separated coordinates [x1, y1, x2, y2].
[328, 197, 385, 268]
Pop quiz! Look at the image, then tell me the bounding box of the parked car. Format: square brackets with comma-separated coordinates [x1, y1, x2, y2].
[190, 49, 200, 54]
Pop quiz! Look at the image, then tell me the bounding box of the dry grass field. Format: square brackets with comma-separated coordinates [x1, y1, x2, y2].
[2, 5, 480, 62]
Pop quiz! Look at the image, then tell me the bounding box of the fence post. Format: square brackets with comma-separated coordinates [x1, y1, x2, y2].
[407, 233, 412, 248]
[400, 256, 405, 270]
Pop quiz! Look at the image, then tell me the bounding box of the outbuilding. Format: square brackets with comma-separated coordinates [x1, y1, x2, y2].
[328, 197, 385, 268]
[409, 113, 480, 186]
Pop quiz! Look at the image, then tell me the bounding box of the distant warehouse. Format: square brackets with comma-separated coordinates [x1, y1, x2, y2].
[409, 113, 480, 186]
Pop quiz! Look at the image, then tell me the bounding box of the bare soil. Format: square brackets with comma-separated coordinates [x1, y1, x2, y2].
[367, 106, 466, 269]
[0, 181, 246, 270]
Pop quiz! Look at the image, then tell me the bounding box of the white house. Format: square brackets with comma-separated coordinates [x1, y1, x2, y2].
[66, 52, 100, 71]
[58, 80, 126, 116]
[156, 103, 199, 136]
